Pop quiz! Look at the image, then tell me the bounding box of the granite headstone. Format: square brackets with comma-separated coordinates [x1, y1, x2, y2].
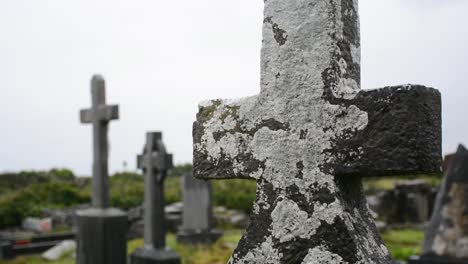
[177, 172, 222, 244]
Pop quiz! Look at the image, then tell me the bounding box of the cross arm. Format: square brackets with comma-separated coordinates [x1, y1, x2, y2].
[329, 84, 442, 177]
[137, 132, 174, 172]
[80, 105, 119, 123]
[193, 96, 270, 181]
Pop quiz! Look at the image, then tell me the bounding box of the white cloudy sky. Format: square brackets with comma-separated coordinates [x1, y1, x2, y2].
[0, 0, 467, 175]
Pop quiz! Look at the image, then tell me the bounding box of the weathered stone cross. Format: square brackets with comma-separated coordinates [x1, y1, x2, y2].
[77, 75, 127, 264]
[137, 132, 173, 249]
[80, 75, 119, 209]
[193, 0, 441, 263]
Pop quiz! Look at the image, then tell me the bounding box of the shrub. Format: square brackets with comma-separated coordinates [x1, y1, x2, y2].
[0, 182, 89, 228]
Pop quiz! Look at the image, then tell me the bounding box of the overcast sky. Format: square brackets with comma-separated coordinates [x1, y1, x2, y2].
[0, 0, 467, 176]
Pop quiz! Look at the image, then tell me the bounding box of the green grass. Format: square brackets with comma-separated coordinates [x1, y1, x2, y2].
[363, 174, 441, 193]
[0, 231, 243, 264]
[381, 228, 424, 260]
[0, 228, 424, 263]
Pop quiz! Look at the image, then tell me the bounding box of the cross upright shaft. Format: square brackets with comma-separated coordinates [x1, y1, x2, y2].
[80, 75, 119, 209]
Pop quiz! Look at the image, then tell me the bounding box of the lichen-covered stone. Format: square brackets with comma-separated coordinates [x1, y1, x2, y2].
[193, 0, 441, 263]
[420, 145, 468, 260]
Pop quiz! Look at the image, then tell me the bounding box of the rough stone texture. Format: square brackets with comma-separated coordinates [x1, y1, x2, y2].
[76, 208, 127, 264]
[192, 0, 442, 263]
[177, 172, 222, 244]
[130, 132, 181, 264]
[413, 145, 468, 262]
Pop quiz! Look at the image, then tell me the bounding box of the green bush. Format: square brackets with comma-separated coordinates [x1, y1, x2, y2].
[0, 182, 89, 228]
[381, 228, 423, 260]
[110, 172, 144, 209]
[213, 179, 256, 214]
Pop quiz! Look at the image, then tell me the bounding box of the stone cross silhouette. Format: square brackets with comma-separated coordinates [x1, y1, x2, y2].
[80, 75, 119, 209]
[193, 0, 441, 263]
[137, 132, 173, 249]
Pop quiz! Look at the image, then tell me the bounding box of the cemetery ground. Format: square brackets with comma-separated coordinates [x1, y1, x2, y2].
[0, 166, 441, 263]
[0, 228, 424, 264]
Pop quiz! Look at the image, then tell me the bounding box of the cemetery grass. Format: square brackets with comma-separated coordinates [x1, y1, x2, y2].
[0, 228, 423, 263]
[0, 231, 243, 264]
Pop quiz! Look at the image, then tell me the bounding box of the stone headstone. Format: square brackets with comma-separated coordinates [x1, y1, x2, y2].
[443, 153, 456, 173]
[130, 132, 181, 264]
[193, 0, 442, 263]
[409, 145, 468, 264]
[395, 180, 432, 224]
[76, 75, 127, 264]
[177, 172, 222, 244]
[375, 180, 433, 225]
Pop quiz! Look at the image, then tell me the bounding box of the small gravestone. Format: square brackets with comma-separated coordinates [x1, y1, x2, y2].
[76, 75, 127, 264]
[409, 145, 468, 264]
[193, 0, 442, 262]
[394, 180, 432, 224]
[177, 172, 222, 244]
[130, 132, 181, 264]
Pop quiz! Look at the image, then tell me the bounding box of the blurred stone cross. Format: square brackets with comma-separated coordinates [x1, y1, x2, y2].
[130, 132, 180, 264]
[80, 75, 119, 209]
[77, 75, 127, 264]
[193, 0, 442, 263]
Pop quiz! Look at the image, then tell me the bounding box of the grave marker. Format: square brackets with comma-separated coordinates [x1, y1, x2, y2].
[193, 0, 442, 263]
[177, 172, 222, 244]
[76, 75, 127, 264]
[130, 132, 181, 264]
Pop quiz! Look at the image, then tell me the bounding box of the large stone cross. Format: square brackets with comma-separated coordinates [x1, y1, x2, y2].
[193, 0, 441, 263]
[137, 132, 173, 250]
[80, 75, 119, 209]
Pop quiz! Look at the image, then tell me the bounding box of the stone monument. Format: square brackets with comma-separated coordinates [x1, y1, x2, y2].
[193, 0, 442, 263]
[77, 75, 127, 264]
[409, 145, 468, 264]
[130, 132, 181, 264]
[177, 172, 222, 244]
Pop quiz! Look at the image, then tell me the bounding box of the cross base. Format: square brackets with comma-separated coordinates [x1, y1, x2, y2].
[0, 240, 13, 260]
[176, 229, 222, 245]
[76, 208, 127, 264]
[130, 247, 181, 264]
[408, 255, 468, 264]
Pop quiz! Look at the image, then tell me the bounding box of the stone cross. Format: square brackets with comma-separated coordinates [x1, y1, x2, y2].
[130, 132, 180, 264]
[193, 0, 441, 263]
[137, 132, 173, 249]
[177, 172, 222, 244]
[80, 75, 119, 209]
[77, 75, 127, 264]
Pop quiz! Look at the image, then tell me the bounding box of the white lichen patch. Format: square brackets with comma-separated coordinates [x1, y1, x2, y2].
[231, 237, 283, 264]
[301, 246, 348, 264]
[271, 198, 344, 243]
